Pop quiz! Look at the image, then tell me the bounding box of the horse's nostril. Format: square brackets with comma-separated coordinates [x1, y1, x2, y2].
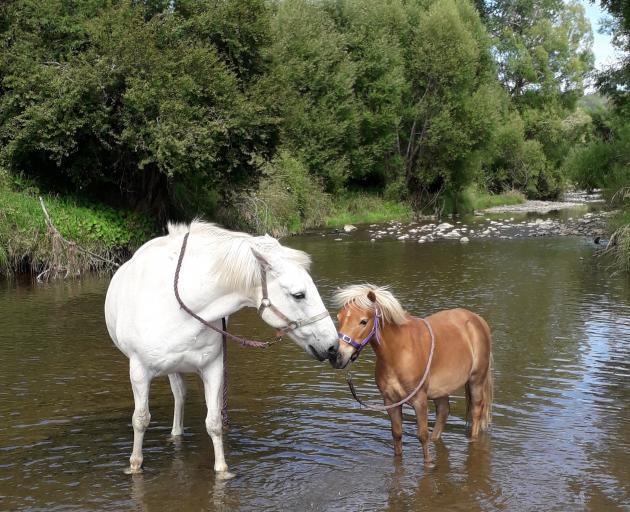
[327, 345, 338, 357]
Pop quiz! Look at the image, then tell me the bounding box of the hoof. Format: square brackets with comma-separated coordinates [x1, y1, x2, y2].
[124, 466, 143, 475]
[423, 460, 436, 470]
[215, 470, 236, 480]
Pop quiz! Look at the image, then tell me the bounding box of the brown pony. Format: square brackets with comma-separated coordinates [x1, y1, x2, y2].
[332, 284, 492, 465]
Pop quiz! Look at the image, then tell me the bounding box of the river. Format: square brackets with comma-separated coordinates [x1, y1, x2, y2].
[1, 216, 629, 511]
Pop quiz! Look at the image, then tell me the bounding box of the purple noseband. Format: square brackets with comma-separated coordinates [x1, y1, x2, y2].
[338, 305, 380, 360]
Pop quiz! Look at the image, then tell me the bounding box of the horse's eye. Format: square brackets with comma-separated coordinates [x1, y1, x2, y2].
[359, 319, 368, 326]
[292, 292, 306, 300]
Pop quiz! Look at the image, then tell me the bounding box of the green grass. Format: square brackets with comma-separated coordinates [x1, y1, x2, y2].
[0, 180, 154, 277]
[467, 189, 526, 210]
[324, 192, 413, 227]
[606, 208, 630, 273]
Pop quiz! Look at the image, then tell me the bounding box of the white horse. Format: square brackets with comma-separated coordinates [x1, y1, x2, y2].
[104, 220, 338, 479]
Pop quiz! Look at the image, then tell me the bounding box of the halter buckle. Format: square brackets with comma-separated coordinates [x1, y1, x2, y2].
[260, 298, 271, 308]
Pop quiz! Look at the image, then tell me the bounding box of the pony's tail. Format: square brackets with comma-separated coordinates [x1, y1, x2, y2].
[465, 353, 493, 431]
[480, 353, 493, 430]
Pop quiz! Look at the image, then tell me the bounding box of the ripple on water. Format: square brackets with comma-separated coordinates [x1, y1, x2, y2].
[1, 239, 630, 511]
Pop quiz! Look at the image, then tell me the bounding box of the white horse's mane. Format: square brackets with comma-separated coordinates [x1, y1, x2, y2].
[333, 283, 409, 326]
[167, 220, 311, 293]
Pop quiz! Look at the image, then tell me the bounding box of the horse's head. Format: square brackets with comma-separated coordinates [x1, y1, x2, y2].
[251, 237, 338, 364]
[332, 290, 379, 369]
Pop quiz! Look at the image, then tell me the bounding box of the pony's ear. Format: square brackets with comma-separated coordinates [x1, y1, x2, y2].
[251, 247, 272, 270]
[367, 290, 376, 303]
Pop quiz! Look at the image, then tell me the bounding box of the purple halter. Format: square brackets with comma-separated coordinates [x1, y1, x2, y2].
[338, 305, 381, 360]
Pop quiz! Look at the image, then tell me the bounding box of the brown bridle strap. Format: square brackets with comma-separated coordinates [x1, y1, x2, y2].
[257, 264, 330, 333]
[174, 232, 269, 348]
[346, 318, 436, 411]
[174, 232, 330, 346]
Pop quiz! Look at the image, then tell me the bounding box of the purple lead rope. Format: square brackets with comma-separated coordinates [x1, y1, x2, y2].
[343, 317, 436, 412]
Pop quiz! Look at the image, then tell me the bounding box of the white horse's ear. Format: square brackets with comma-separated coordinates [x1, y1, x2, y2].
[251, 247, 272, 270]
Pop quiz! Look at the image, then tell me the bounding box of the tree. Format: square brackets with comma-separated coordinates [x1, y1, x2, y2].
[267, 0, 359, 192]
[0, 1, 278, 218]
[400, 0, 504, 211]
[487, 0, 594, 107]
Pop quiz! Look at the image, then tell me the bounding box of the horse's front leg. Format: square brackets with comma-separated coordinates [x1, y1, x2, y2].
[168, 373, 186, 437]
[126, 358, 152, 474]
[386, 405, 403, 457]
[201, 355, 234, 480]
[411, 391, 432, 466]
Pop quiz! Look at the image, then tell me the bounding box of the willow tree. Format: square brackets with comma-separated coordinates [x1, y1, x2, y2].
[401, 0, 504, 212]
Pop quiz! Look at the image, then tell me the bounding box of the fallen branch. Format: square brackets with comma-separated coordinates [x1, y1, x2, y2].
[38, 196, 120, 280]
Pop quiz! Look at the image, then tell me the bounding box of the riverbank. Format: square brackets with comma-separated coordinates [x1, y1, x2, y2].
[323, 192, 611, 244]
[0, 187, 153, 278]
[0, 182, 620, 278]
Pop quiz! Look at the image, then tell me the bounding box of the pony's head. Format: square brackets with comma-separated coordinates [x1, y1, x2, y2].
[332, 284, 408, 369]
[250, 235, 339, 364]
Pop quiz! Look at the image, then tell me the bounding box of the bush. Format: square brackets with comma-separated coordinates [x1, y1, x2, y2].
[236, 151, 331, 236]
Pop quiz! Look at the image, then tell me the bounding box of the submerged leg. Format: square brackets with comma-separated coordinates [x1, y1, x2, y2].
[386, 405, 404, 457]
[168, 373, 187, 437]
[412, 392, 432, 465]
[431, 396, 450, 441]
[127, 358, 152, 474]
[201, 354, 234, 479]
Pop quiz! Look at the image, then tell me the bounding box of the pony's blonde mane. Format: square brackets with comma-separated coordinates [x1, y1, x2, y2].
[167, 220, 311, 293]
[333, 284, 409, 325]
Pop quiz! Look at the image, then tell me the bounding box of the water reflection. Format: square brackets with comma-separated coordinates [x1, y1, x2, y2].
[1, 233, 629, 511]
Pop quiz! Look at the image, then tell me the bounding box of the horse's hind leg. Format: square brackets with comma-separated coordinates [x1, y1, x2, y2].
[168, 373, 186, 437]
[127, 358, 152, 474]
[201, 356, 234, 480]
[386, 405, 403, 456]
[431, 396, 450, 441]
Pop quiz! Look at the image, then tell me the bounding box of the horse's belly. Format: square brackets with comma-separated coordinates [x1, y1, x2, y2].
[426, 369, 470, 399]
[133, 332, 223, 375]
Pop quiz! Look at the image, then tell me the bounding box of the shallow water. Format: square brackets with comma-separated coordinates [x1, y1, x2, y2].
[1, 231, 629, 511]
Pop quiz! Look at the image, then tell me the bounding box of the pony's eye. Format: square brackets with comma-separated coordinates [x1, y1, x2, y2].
[360, 319, 368, 326]
[292, 292, 306, 300]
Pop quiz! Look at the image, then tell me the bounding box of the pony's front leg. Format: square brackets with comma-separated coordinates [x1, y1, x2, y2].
[201, 358, 234, 480]
[411, 392, 432, 466]
[168, 373, 186, 436]
[386, 405, 403, 457]
[126, 358, 152, 474]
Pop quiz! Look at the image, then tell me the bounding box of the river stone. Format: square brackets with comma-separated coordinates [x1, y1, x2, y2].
[437, 222, 454, 230]
[343, 224, 357, 232]
[460, 237, 470, 243]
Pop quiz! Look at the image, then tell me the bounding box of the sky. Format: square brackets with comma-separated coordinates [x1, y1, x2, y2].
[579, 0, 619, 70]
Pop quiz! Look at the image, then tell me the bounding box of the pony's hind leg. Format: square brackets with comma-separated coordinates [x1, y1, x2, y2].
[431, 396, 450, 441]
[168, 373, 187, 437]
[201, 356, 234, 480]
[126, 358, 152, 474]
[386, 405, 403, 456]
